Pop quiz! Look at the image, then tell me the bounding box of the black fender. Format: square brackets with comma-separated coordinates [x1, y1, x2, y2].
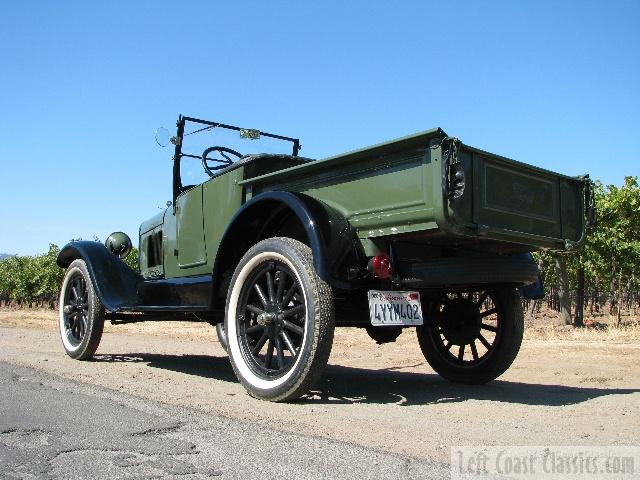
[210, 191, 365, 309]
[518, 253, 545, 300]
[57, 241, 142, 312]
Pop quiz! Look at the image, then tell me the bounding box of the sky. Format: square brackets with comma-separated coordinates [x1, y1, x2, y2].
[1, 1, 638, 255]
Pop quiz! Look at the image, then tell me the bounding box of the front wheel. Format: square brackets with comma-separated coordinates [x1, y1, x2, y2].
[416, 288, 523, 384]
[225, 237, 335, 402]
[58, 259, 105, 360]
[215, 323, 228, 353]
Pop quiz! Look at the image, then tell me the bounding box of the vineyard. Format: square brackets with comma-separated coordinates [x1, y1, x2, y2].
[0, 244, 138, 308]
[1, 177, 639, 325]
[533, 176, 640, 326]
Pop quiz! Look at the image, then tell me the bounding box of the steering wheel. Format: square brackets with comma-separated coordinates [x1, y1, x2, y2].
[201, 146, 243, 177]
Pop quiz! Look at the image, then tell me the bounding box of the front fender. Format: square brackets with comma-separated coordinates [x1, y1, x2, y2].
[57, 241, 142, 312]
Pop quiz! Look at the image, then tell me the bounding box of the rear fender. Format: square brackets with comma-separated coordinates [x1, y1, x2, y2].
[57, 241, 142, 312]
[210, 191, 365, 309]
[518, 253, 545, 300]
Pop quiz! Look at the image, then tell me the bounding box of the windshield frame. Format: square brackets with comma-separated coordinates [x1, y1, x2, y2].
[171, 115, 301, 204]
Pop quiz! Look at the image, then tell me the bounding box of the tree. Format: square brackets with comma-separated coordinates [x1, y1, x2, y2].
[554, 256, 572, 326]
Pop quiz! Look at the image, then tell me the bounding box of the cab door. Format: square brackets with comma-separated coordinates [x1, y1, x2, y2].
[175, 185, 207, 268]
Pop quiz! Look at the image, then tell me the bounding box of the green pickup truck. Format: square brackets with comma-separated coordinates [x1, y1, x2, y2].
[57, 115, 592, 401]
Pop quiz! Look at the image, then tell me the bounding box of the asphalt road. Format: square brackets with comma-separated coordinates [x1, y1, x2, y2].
[0, 362, 449, 479]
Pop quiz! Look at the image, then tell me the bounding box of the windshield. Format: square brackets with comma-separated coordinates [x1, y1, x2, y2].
[174, 116, 301, 190]
[181, 122, 298, 159]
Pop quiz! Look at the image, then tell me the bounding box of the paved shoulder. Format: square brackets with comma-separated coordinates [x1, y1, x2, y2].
[0, 362, 448, 479]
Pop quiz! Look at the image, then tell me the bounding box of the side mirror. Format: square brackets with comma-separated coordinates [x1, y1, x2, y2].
[155, 127, 171, 147]
[155, 127, 181, 147]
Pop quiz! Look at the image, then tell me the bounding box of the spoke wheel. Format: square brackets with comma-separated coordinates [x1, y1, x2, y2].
[62, 273, 90, 347]
[226, 237, 335, 402]
[58, 259, 105, 360]
[417, 288, 523, 384]
[237, 260, 306, 379]
[431, 291, 501, 366]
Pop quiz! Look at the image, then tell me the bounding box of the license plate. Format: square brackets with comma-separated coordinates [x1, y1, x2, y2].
[368, 290, 423, 326]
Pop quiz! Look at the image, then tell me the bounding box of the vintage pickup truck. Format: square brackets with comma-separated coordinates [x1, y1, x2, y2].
[57, 115, 593, 401]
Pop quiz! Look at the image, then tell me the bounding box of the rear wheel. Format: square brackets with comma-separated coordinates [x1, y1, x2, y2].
[225, 237, 335, 401]
[416, 288, 523, 384]
[58, 259, 105, 360]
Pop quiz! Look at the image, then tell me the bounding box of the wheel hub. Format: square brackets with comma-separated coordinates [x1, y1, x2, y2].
[440, 299, 481, 345]
[257, 311, 277, 326]
[64, 296, 85, 315]
[258, 302, 286, 337]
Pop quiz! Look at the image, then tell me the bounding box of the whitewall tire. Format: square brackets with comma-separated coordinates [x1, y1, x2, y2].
[225, 237, 335, 401]
[58, 259, 105, 359]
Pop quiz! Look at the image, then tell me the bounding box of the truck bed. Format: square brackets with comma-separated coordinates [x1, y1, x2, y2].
[239, 128, 589, 252]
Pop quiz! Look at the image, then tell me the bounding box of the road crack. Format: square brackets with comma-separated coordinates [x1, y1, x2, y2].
[130, 422, 186, 437]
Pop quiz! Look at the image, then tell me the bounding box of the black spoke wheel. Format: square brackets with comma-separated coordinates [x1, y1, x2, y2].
[237, 260, 306, 377]
[225, 238, 335, 401]
[63, 273, 89, 346]
[416, 288, 523, 384]
[58, 259, 105, 360]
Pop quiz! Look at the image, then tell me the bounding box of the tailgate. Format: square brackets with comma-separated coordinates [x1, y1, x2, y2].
[448, 143, 589, 249]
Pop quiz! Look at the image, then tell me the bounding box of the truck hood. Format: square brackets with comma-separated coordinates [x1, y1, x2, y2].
[139, 210, 165, 235]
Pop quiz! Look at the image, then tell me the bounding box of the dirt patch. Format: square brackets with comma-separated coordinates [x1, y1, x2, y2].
[1, 308, 639, 463]
[525, 322, 640, 342]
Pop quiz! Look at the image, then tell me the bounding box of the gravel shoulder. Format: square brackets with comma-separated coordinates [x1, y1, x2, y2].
[1, 310, 639, 465]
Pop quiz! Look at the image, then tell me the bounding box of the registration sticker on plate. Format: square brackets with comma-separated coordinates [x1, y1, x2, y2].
[368, 291, 423, 326]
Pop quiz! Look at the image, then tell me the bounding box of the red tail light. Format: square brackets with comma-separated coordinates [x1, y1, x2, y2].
[369, 253, 393, 279]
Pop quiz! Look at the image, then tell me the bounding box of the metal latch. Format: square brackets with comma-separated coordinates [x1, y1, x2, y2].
[440, 137, 465, 200]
